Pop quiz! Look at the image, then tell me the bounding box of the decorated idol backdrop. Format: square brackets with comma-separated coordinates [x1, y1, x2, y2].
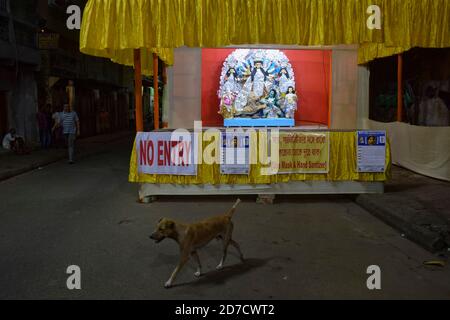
[201, 49, 331, 126]
[218, 49, 297, 120]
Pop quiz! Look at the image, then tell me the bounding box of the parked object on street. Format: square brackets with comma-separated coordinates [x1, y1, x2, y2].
[423, 260, 446, 267]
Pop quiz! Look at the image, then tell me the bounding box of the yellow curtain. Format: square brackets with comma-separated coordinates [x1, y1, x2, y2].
[358, 43, 406, 65]
[80, 0, 174, 75]
[128, 131, 391, 184]
[80, 0, 450, 71]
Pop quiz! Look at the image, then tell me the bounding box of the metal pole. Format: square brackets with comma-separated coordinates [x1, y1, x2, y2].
[161, 62, 168, 128]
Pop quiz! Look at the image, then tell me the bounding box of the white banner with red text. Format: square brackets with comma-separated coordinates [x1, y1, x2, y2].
[136, 131, 198, 175]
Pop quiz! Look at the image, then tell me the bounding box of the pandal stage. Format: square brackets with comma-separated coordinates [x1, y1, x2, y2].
[129, 49, 389, 201]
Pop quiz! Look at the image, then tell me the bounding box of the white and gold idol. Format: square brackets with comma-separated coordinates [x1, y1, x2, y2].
[217, 49, 298, 124]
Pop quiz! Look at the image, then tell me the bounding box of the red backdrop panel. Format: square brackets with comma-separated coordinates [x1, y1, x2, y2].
[201, 48, 331, 127]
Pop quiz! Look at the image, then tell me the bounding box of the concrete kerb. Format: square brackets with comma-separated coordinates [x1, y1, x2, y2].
[356, 194, 448, 253]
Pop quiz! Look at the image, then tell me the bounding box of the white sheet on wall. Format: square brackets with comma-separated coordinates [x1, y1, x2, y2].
[369, 120, 450, 181]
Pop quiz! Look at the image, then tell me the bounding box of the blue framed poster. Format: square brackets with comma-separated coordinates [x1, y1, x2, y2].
[220, 131, 250, 175]
[356, 131, 386, 173]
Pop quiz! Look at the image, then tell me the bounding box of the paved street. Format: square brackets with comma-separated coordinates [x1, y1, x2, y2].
[0, 136, 449, 299]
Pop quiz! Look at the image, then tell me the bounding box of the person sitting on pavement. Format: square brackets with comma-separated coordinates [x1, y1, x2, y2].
[2, 128, 29, 155]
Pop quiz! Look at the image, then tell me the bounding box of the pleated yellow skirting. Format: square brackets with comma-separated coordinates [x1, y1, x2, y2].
[129, 131, 390, 185]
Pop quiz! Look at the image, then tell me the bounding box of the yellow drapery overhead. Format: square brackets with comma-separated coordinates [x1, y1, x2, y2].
[79, 1, 174, 75]
[80, 0, 450, 73]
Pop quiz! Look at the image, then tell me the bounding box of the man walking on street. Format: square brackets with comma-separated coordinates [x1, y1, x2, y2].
[59, 104, 80, 164]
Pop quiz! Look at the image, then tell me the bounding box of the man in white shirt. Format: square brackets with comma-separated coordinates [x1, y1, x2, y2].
[2, 128, 27, 154]
[59, 104, 80, 164]
[2, 128, 16, 150]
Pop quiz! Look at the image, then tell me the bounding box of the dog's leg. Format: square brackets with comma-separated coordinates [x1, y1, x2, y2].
[216, 225, 233, 270]
[165, 251, 189, 288]
[216, 244, 228, 270]
[229, 239, 245, 262]
[191, 251, 202, 277]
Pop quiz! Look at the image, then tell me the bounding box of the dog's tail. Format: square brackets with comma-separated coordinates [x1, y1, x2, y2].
[226, 198, 241, 218]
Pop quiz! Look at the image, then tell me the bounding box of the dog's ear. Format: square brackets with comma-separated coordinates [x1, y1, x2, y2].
[166, 220, 175, 229]
[158, 217, 163, 223]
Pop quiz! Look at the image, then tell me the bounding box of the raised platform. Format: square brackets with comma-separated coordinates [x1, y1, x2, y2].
[139, 181, 384, 201]
[224, 117, 295, 127]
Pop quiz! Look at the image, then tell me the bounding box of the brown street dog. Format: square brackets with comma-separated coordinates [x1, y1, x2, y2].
[149, 198, 244, 288]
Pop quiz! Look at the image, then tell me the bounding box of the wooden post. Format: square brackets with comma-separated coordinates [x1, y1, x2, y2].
[328, 52, 332, 128]
[133, 49, 144, 132]
[161, 62, 168, 128]
[397, 53, 403, 122]
[153, 53, 159, 130]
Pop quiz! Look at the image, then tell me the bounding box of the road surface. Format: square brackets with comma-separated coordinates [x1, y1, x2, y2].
[1, 137, 449, 299]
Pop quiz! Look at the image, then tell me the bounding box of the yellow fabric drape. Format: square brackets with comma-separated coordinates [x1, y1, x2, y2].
[80, 0, 450, 70]
[79, 0, 174, 75]
[358, 43, 406, 65]
[128, 131, 391, 184]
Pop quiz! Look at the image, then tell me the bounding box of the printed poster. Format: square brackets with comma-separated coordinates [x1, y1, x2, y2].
[220, 131, 250, 175]
[278, 132, 329, 173]
[356, 131, 386, 172]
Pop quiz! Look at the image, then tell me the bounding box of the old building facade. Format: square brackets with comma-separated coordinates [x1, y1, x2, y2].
[0, 0, 133, 144]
